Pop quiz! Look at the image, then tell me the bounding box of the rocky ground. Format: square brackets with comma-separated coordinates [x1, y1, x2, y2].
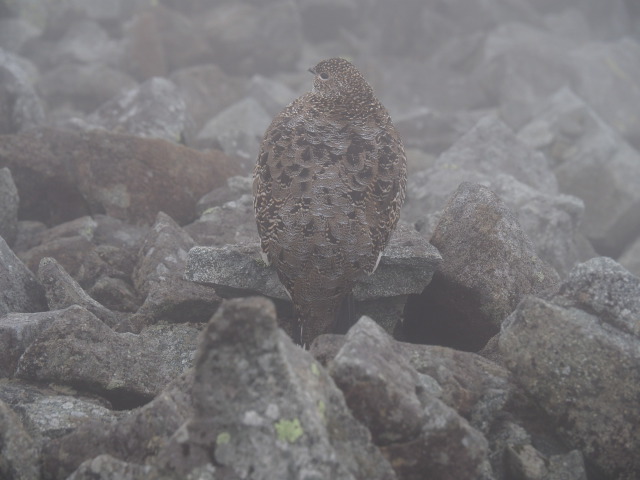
[1, 0, 639, 479]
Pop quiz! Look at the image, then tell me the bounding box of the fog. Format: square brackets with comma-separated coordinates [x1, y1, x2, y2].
[1, 2, 640, 478]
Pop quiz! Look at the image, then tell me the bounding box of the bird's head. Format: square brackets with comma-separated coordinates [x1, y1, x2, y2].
[308, 58, 374, 109]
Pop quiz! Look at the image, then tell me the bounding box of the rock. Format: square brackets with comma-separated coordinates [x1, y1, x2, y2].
[122, 5, 210, 81]
[186, 192, 259, 248]
[0, 48, 45, 134]
[80, 77, 193, 144]
[547, 450, 588, 480]
[312, 331, 512, 436]
[394, 343, 511, 435]
[569, 38, 640, 149]
[394, 107, 488, 155]
[518, 87, 640, 257]
[410, 169, 590, 278]
[16, 214, 132, 290]
[87, 276, 141, 314]
[92, 214, 148, 251]
[329, 317, 427, 445]
[0, 128, 239, 226]
[249, 74, 298, 117]
[195, 97, 271, 172]
[619, 235, 640, 277]
[552, 256, 640, 337]
[46, 0, 135, 26]
[169, 64, 246, 134]
[15, 305, 198, 407]
[405, 115, 558, 218]
[37, 256, 120, 328]
[185, 223, 441, 334]
[329, 317, 489, 480]
[41, 371, 194, 480]
[154, 297, 395, 479]
[0, 18, 40, 54]
[50, 20, 119, 66]
[504, 443, 549, 480]
[488, 174, 593, 277]
[13, 220, 47, 254]
[38, 62, 137, 113]
[407, 182, 559, 351]
[0, 399, 40, 480]
[116, 276, 220, 334]
[200, 1, 302, 75]
[14, 393, 121, 443]
[120, 7, 167, 81]
[0, 167, 18, 245]
[499, 257, 640, 478]
[132, 211, 195, 298]
[475, 23, 577, 129]
[0, 234, 46, 316]
[67, 455, 164, 480]
[0, 310, 58, 378]
[193, 174, 253, 217]
[21, 234, 97, 281]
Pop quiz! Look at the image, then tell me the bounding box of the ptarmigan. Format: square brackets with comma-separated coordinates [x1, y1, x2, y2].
[253, 57, 406, 346]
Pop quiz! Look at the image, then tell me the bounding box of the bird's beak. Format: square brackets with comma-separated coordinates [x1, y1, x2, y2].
[308, 67, 316, 75]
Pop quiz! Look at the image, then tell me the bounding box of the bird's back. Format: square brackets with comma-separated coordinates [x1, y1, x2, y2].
[254, 59, 406, 346]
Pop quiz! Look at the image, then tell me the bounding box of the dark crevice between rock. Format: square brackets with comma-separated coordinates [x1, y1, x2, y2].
[88, 387, 153, 411]
[399, 274, 498, 352]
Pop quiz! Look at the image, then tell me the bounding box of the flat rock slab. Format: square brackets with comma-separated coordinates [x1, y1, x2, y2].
[15, 305, 198, 406]
[185, 223, 441, 302]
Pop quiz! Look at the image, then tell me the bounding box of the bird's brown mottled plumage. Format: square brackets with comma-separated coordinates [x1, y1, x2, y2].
[253, 57, 407, 346]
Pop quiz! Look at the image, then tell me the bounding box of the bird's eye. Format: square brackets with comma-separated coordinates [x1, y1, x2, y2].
[319, 72, 329, 80]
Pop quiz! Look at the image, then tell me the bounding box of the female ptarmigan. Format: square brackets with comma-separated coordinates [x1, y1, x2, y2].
[253, 57, 406, 346]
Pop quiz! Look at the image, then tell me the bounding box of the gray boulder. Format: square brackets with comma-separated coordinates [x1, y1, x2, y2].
[199, 1, 302, 75]
[329, 317, 489, 480]
[311, 330, 512, 437]
[15, 305, 197, 406]
[0, 167, 18, 246]
[14, 392, 120, 444]
[49, 20, 119, 67]
[0, 399, 40, 480]
[41, 371, 194, 480]
[419, 182, 559, 350]
[67, 455, 165, 480]
[38, 256, 120, 328]
[249, 74, 298, 117]
[38, 62, 137, 113]
[154, 297, 395, 479]
[518, 87, 640, 256]
[0, 234, 46, 316]
[0, 18, 40, 54]
[132, 211, 195, 299]
[475, 22, 577, 129]
[186, 191, 258, 248]
[78, 77, 192, 144]
[195, 97, 271, 171]
[0, 48, 44, 134]
[169, 64, 246, 134]
[619, 236, 640, 277]
[499, 257, 640, 478]
[569, 38, 640, 149]
[405, 115, 558, 220]
[116, 276, 220, 334]
[0, 310, 58, 378]
[488, 174, 594, 277]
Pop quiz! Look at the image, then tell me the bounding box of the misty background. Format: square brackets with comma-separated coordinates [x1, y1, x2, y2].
[1, 0, 640, 275]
